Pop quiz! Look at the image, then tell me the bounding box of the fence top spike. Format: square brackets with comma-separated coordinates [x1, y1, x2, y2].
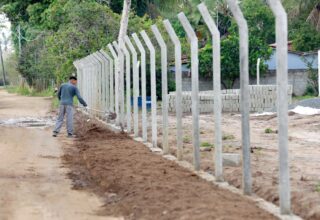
[151, 25, 166, 48]
[140, 30, 155, 53]
[108, 43, 118, 58]
[163, 19, 181, 45]
[124, 36, 138, 56]
[132, 33, 145, 53]
[197, 3, 220, 37]
[177, 12, 197, 42]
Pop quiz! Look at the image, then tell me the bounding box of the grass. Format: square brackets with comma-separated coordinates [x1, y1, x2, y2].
[315, 183, 320, 192]
[183, 136, 191, 144]
[200, 142, 214, 148]
[222, 134, 235, 140]
[292, 95, 317, 103]
[265, 128, 276, 134]
[6, 86, 54, 97]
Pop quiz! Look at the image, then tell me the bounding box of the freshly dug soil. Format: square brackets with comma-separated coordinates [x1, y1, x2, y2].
[62, 117, 277, 220]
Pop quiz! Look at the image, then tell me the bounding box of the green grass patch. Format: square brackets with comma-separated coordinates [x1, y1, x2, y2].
[265, 128, 276, 134]
[315, 183, 320, 192]
[200, 142, 214, 148]
[183, 136, 191, 144]
[293, 95, 317, 103]
[6, 86, 54, 97]
[222, 134, 235, 140]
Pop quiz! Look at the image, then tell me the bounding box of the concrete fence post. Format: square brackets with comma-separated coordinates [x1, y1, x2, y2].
[177, 12, 200, 171]
[113, 41, 126, 128]
[226, 0, 252, 195]
[163, 20, 183, 160]
[108, 43, 119, 125]
[318, 50, 320, 97]
[125, 36, 139, 137]
[257, 58, 261, 85]
[266, 0, 291, 214]
[92, 52, 103, 113]
[140, 30, 158, 148]
[198, 3, 223, 182]
[132, 33, 148, 142]
[100, 50, 114, 113]
[96, 51, 110, 112]
[152, 24, 169, 154]
[122, 43, 132, 132]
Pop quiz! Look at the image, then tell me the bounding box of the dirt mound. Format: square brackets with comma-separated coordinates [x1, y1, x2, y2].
[62, 117, 276, 220]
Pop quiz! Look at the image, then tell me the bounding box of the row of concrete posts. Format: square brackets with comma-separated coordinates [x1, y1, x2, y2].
[74, 0, 292, 215]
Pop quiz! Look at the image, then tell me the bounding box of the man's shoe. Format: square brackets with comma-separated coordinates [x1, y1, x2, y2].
[67, 133, 74, 138]
[53, 132, 58, 137]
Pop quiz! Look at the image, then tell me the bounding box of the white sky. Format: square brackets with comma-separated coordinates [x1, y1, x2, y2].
[0, 13, 12, 53]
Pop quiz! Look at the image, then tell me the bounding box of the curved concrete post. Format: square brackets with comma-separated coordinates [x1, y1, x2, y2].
[125, 36, 139, 137]
[92, 52, 104, 113]
[113, 41, 125, 127]
[257, 58, 261, 85]
[177, 12, 200, 171]
[100, 49, 114, 113]
[266, 0, 290, 214]
[122, 42, 132, 133]
[73, 60, 82, 108]
[198, 3, 223, 182]
[140, 30, 157, 148]
[85, 55, 94, 114]
[108, 43, 119, 125]
[226, 0, 252, 195]
[163, 20, 183, 160]
[88, 54, 100, 116]
[96, 51, 110, 112]
[151, 24, 169, 154]
[132, 33, 148, 142]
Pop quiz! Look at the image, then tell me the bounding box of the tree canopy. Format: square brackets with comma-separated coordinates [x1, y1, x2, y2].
[0, 0, 319, 89]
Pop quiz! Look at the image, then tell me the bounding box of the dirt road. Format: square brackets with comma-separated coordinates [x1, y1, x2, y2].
[0, 90, 118, 220]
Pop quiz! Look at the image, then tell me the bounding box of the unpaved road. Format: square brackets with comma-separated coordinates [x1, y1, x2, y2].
[0, 89, 118, 220]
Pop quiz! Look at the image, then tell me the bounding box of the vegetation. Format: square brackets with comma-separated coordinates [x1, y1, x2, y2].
[200, 142, 214, 148]
[0, 0, 319, 92]
[264, 128, 276, 134]
[222, 134, 235, 141]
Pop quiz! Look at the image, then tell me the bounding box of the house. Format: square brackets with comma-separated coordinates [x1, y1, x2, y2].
[169, 42, 319, 96]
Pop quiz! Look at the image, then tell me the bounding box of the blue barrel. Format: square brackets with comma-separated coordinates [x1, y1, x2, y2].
[131, 96, 152, 109]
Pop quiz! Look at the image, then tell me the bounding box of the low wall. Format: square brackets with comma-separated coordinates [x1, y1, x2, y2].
[168, 85, 293, 113]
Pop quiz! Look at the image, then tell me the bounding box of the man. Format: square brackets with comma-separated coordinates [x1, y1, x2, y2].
[53, 76, 87, 138]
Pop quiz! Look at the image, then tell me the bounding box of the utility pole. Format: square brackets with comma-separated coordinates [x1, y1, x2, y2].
[0, 41, 7, 87]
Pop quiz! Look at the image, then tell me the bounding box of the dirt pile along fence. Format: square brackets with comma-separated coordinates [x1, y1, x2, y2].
[73, 1, 295, 217]
[168, 85, 293, 113]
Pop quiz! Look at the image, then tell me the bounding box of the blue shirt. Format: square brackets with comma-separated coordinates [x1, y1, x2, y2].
[57, 82, 87, 106]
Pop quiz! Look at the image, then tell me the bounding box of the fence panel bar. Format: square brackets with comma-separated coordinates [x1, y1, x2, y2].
[132, 33, 148, 142]
[125, 36, 139, 137]
[267, 0, 291, 214]
[163, 20, 183, 160]
[177, 12, 200, 171]
[152, 24, 169, 154]
[226, 0, 252, 195]
[198, 3, 223, 182]
[140, 30, 157, 148]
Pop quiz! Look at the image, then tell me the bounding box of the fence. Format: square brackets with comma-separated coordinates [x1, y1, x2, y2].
[74, 1, 292, 215]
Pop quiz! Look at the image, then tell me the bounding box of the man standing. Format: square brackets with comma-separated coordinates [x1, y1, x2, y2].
[53, 76, 87, 137]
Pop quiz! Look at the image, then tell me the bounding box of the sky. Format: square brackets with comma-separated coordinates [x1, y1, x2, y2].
[0, 13, 13, 53]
